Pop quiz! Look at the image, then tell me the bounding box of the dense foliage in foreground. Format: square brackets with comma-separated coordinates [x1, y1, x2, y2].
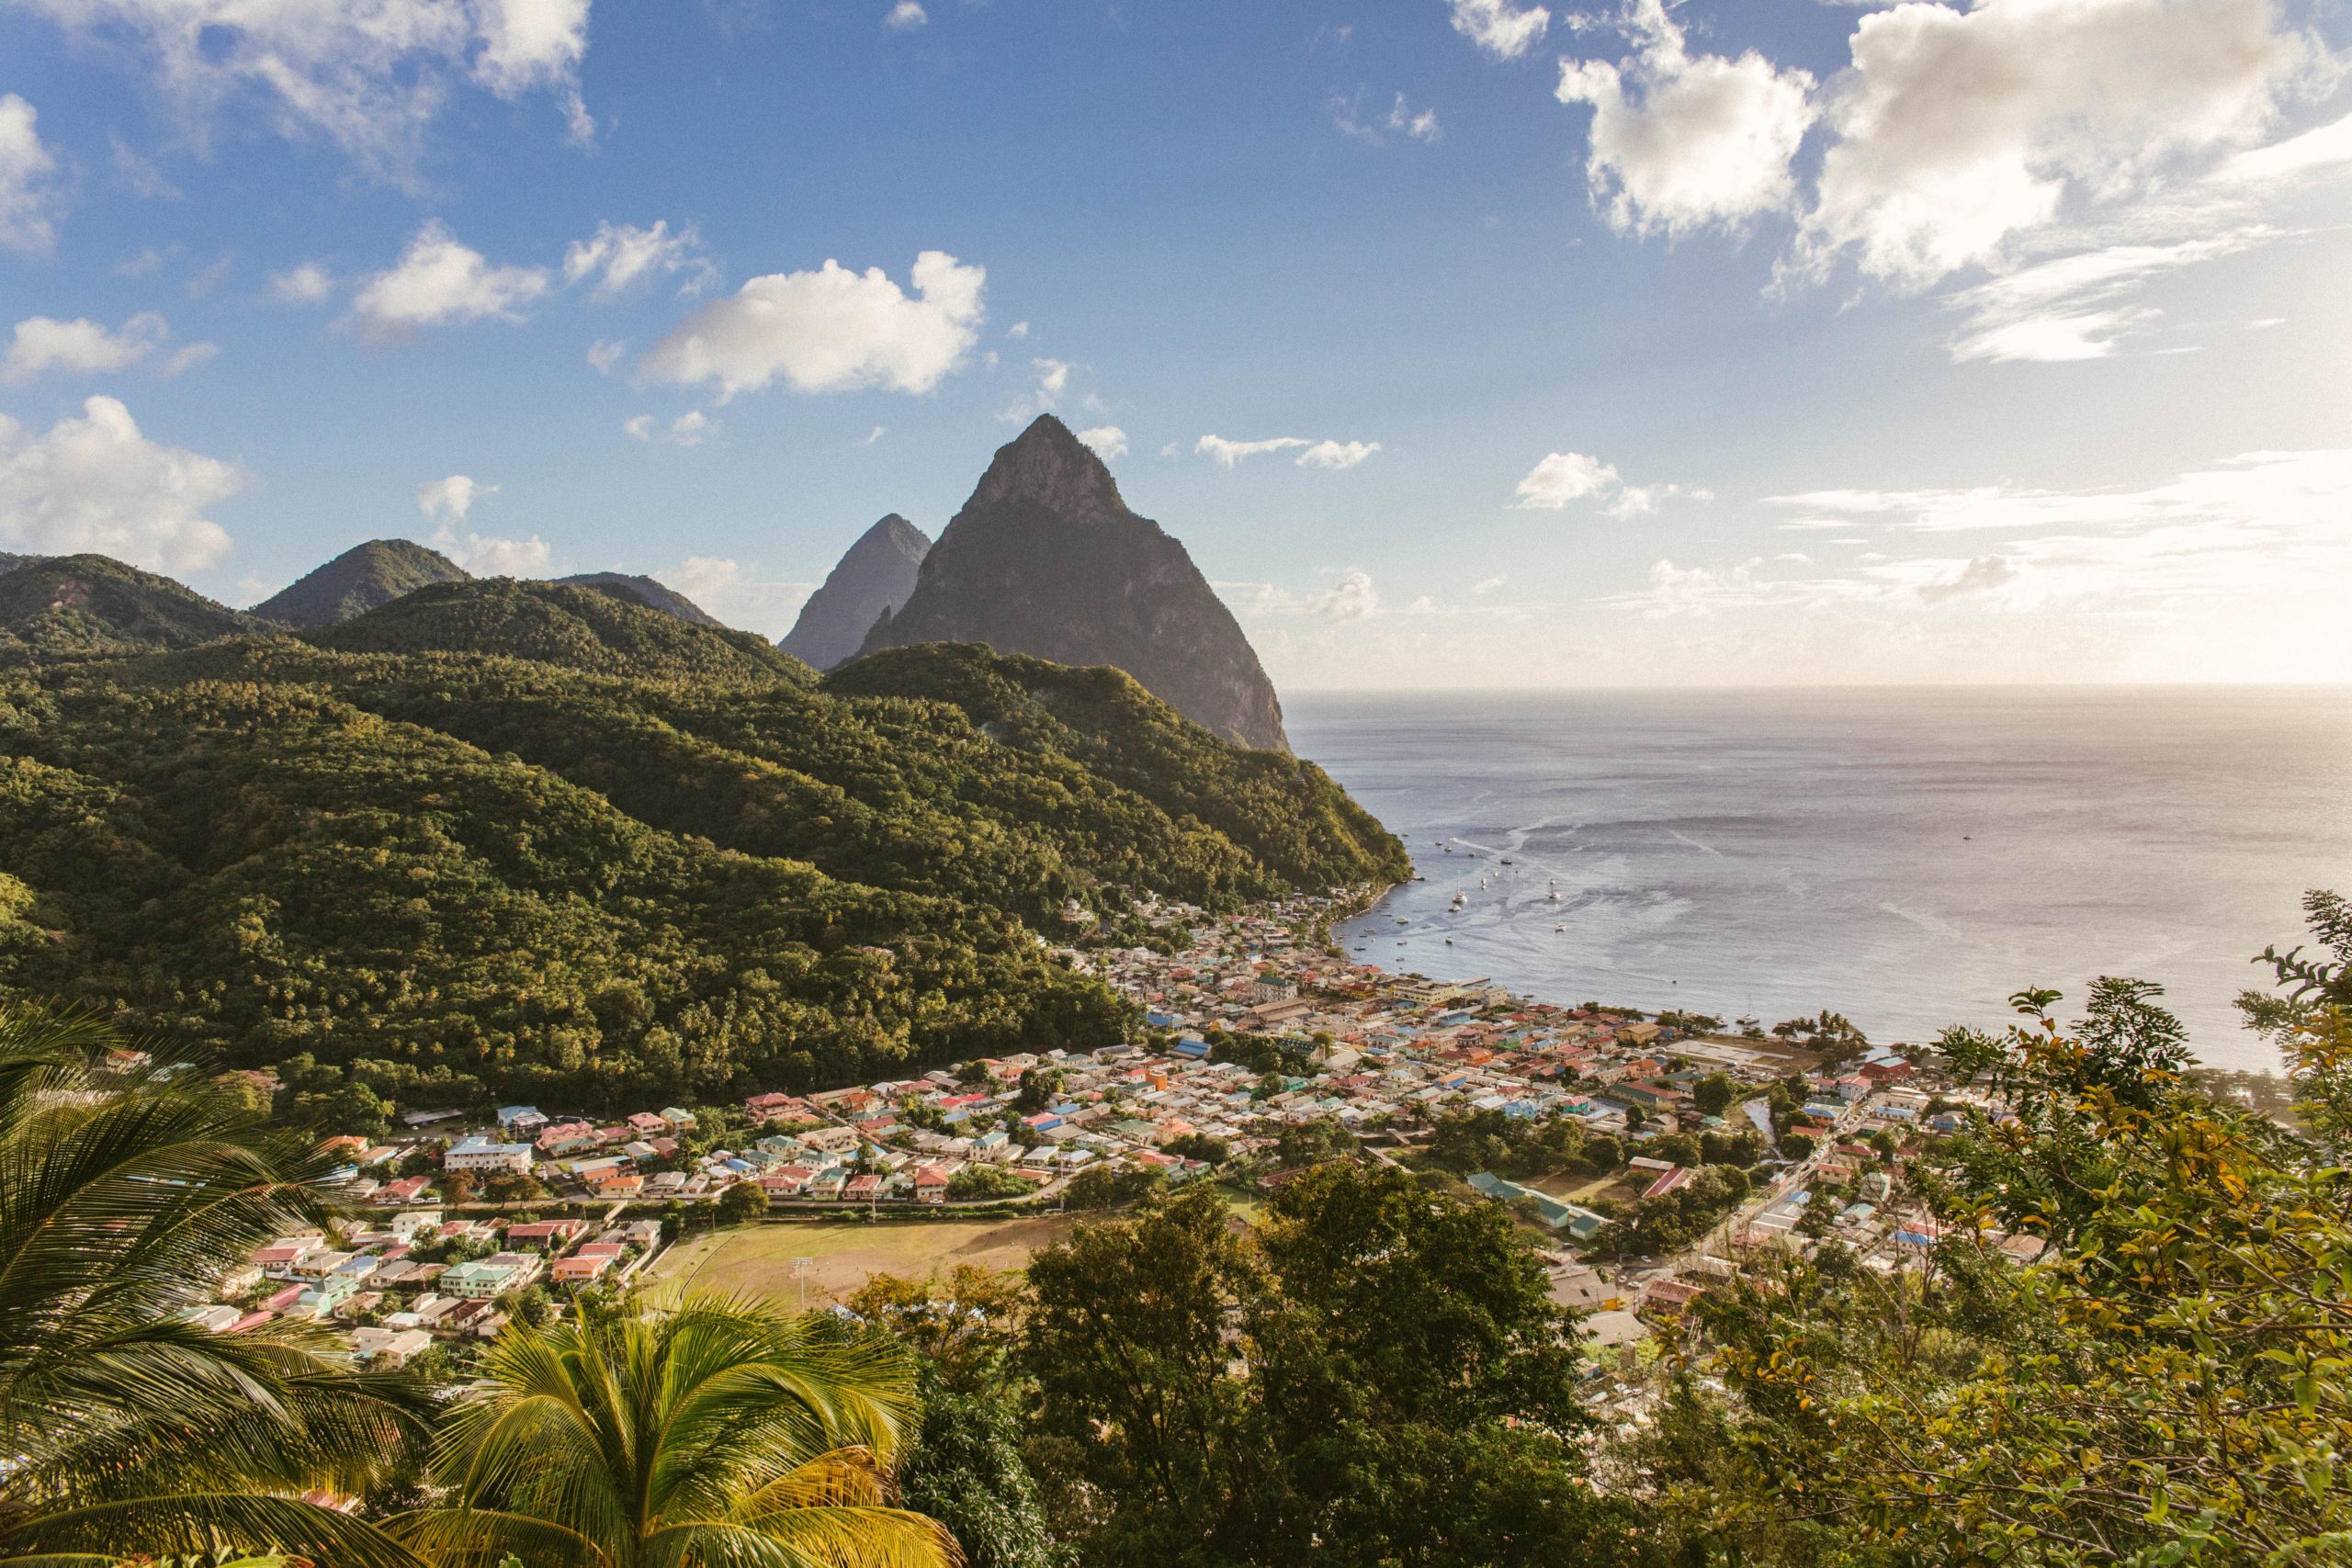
[0, 578, 1404, 1106]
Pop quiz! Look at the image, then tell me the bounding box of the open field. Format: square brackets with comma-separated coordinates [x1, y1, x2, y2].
[649, 1213, 1085, 1305]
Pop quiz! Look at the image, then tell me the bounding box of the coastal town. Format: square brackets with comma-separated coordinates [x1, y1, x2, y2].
[175, 888, 2022, 1383]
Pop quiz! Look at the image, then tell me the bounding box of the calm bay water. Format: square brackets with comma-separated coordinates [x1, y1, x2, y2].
[1287, 688, 2352, 1074]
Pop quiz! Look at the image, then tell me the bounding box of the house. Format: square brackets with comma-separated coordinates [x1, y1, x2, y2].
[844, 1174, 884, 1202]
[628, 1111, 667, 1134]
[551, 1251, 616, 1283]
[660, 1107, 695, 1129]
[504, 1219, 585, 1248]
[349, 1326, 434, 1368]
[1642, 1279, 1705, 1318]
[444, 1136, 534, 1174]
[496, 1106, 548, 1136]
[372, 1175, 432, 1206]
[913, 1166, 950, 1204]
[440, 1254, 537, 1300]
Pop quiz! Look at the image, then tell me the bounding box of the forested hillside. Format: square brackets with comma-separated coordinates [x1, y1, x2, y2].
[0, 577, 1406, 1110]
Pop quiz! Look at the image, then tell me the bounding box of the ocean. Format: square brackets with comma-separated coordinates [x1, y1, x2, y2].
[1286, 687, 2352, 1075]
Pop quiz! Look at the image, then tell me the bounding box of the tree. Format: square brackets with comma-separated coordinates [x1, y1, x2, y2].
[717, 1177, 770, 1223]
[0, 1005, 428, 1566]
[1690, 1072, 1738, 1117]
[1779, 1129, 1815, 1161]
[1634, 905, 2352, 1566]
[947, 1162, 1032, 1201]
[1062, 1162, 1166, 1210]
[399, 1294, 954, 1567]
[1164, 1132, 1230, 1165]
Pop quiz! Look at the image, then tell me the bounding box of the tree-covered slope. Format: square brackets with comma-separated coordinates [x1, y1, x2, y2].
[251, 538, 471, 627]
[307, 579, 806, 682]
[0, 555, 269, 660]
[0, 596, 1405, 1108]
[554, 571, 723, 626]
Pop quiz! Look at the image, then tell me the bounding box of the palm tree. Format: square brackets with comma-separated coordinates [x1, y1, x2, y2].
[399, 1294, 957, 1568]
[0, 1003, 430, 1566]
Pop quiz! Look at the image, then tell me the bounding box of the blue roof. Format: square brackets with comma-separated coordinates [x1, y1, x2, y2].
[1170, 1039, 1209, 1058]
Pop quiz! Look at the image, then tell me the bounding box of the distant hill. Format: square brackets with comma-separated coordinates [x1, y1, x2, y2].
[306, 579, 803, 682]
[555, 572, 722, 626]
[0, 554, 268, 660]
[252, 539, 470, 627]
[0, 553, 40, 576]
[859, 415, 1290, 752]
[780, 514, 930, 670]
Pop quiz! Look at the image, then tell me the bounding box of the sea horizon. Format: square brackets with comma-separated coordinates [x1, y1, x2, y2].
[1288, 685, 2352, 1076]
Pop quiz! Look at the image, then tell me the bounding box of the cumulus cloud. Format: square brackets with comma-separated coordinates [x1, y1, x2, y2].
[1556, 0, 1816, 236]
[1449, 0, 1549, 61]
[639, 251, 986, 399]
[435, 528, 549, 575]
[1078, 424, 1129, 460]
[563, 219, 713, 297]
[586, 338, 627, 373]
[1798, 0, 2318, 288]
[416, 474, 492, 521]
[11, 0, 596, 181]
[1917, 555, 2019, 601]
[1512, 448, 1707, 513]
[1307, 570, 1381, 619]
[351, 222, 550, 338]
[1198, 434, 1379, 469]
[0, 94, 60, 253]
[0, 396, 243, 570]
[3, 313, 167, 384]
[269, 262, 336, 304]
[624, 410, 715, 446]
[884, 0, 927, 30]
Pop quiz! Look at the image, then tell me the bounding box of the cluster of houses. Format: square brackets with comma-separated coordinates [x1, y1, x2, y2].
[179, 1211, 668, 1368]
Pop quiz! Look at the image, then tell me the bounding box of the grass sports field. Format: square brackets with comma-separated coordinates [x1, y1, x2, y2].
[649, 1213, 1084, 1305]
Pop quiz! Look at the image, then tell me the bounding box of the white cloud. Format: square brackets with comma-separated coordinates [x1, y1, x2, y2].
[1078, 424, 1129, 460]
[638, 251, 986, 399]
[586, 338, 627, 373]
[269, 262, 336, 304]
[1198, 434, 1379, 469]
[1001, 355, 1072, 421]
[1512, 447, 1705, 513]
[1556, 1, 1816, 237]
[884, 0, 927, 30]
[1297, 439, 1381, 470]
[1512, 450, 1619, 508]
[1198, 434, 1309, 468]
[1308, 570, 1381, 619]
[859, 424, 887, 446]
[563, 219, 713, 297]
[656, 555, 814, 637]
[435, 528, 549, 576]
[2210, 107, 2352, 185]
[416, 474, 491, 521]
[109, 133, 181, 200]
[1916, 555, 2019, 602]
[0, 94, 60, 254]
[1449, 0, 1549, 61]
[1006, 321, 1030, 339]
[624, 410, 715, 446]
[1939, 234, 2268, 362]
[1471, 574, 1507, 593]
[1798, 0, 2318, 288]
[0, 396, 243, 570]
[2, 313, 169, 384]
[1391, 93, 1442, 142]
[351, 222, 550, 338]
[11, 0, 594, 182]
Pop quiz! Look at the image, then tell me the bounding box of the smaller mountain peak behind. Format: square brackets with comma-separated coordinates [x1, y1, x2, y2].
[555, 572, 721, 626]
[254, 539, 469, 627]
[779, 513, 933, 671]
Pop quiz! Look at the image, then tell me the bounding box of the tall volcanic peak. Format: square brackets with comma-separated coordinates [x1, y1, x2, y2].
[780, 513, 931, 671]
[857, 415, 1289, 752]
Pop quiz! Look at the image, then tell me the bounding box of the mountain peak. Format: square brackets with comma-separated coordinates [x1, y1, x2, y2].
[857, 420, 1290, 752]
[971, 415, 1126, 520]
[779, 513, 933, 670]
[252, 538, 469, 628]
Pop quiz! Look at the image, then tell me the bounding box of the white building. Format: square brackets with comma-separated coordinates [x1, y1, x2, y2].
[444, 1136, 534, 1174]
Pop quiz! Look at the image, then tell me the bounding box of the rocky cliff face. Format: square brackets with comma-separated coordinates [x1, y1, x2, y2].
[858, 415, 1290, 752]
[252, 539, 469, 627]
[779, 514, 931, 670]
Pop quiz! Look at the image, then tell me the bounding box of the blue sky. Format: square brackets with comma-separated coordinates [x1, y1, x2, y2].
[1, 0, 2348, 687]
